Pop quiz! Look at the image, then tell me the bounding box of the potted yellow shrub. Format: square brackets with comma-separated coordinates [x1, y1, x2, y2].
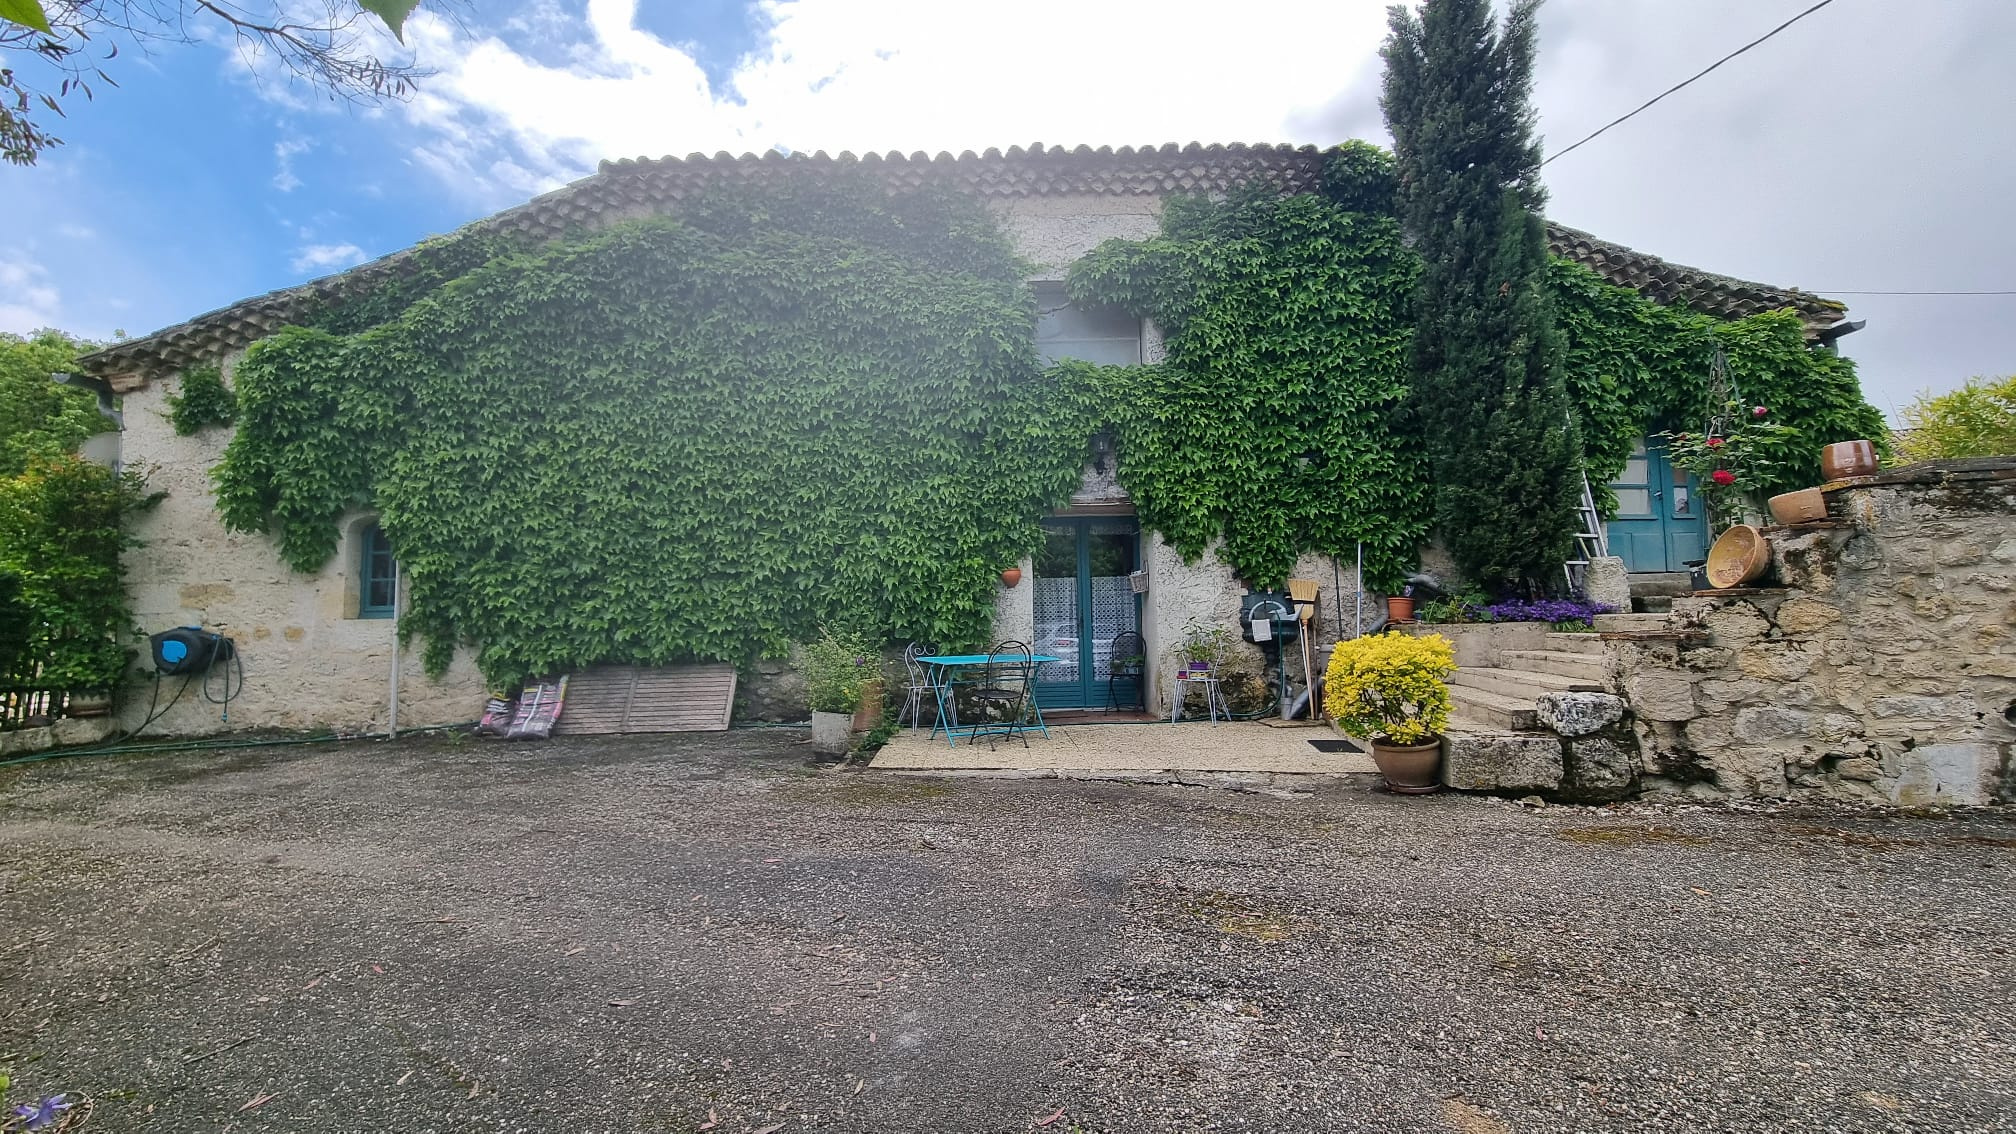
[1323, 631, 1456, 793]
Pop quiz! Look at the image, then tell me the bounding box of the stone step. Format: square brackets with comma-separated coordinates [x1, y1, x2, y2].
[1498, 649, 1611, 685]
[1447, 687, 1540, 732]
[1544, 631, 1608, 655]
[1628, 571, 1694, 599]
[1450, 666, 1593, 703]
[1634, 595, 1675, 614]
[1594, 612, 1673, 632]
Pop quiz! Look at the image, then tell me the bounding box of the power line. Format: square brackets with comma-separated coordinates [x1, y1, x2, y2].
[1542, 0, 1839, 168]
[1817, 289, 2016, 296]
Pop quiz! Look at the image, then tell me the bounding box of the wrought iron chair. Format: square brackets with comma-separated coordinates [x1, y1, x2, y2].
[898, 641, 941, 731]
[970, 639, 1037, 747]
[1107, 630, 1147, 713]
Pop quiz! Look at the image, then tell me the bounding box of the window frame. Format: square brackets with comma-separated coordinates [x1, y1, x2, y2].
[358, 521, 398, 620]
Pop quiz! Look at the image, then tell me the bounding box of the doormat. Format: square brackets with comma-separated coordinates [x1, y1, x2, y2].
[1307, 738, 1363, 754]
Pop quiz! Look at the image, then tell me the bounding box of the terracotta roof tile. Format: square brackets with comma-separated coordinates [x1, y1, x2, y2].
[79, 144, 1847, 386]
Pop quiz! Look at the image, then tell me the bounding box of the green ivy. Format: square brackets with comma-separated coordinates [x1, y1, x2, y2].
[209, 150, 1885, 685]
[217, 178, 1082, 683]
[166, 364, 236, 435]
[1066, 178, 1430, 590]
[1551, 260, 1887, 499]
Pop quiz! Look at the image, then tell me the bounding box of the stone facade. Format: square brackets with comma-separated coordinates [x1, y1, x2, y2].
[1616, 460, 2015, 806]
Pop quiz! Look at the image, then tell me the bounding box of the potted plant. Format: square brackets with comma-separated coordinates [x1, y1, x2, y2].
[1322, 631, 1456, 793]
[1385, 584, 1415, 623]
[802, 628, 878, 756]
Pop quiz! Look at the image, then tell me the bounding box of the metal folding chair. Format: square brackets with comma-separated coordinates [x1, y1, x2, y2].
[971, 639, 1037, 748]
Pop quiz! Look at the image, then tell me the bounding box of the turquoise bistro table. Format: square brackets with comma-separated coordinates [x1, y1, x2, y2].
[917, 653, 1058, 747]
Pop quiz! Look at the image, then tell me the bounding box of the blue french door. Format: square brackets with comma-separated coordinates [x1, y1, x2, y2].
[1605, 437, 1708, 572]
[1031, 517, 1142, 709]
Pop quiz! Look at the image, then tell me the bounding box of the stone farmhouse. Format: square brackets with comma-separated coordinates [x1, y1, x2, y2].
[73, 143, 1899, 752]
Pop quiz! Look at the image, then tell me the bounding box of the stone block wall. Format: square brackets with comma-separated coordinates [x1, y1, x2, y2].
[1615, 459, 2015, 806]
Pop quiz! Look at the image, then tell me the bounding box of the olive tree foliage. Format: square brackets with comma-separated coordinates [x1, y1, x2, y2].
[1, 0, 429, 165]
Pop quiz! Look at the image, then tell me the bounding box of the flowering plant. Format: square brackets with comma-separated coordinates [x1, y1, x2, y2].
[1323, 632, 1455, 745]
[1417, 593, 1614, 629]
[1663, 396, 1796, 532]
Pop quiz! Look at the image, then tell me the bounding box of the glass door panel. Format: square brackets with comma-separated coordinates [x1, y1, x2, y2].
[1032, 524, 1080, 687]
[1032, 518, 1141, 708]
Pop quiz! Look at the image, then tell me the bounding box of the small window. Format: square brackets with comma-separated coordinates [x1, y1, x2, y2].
[1034, 283, 1141, 366]
[359, 522, 397, 619]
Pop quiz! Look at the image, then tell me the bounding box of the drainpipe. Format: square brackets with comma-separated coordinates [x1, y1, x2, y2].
[387, 559, 401, 739]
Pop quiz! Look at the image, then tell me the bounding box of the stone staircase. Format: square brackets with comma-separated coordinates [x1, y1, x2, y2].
[1445, 612, 1668, 732]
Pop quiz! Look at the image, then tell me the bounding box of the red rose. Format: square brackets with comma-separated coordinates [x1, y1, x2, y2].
[1711, 469, 1736, 486]
[1706, 437, 1724, 448]
[1752, 405, 1769, 418]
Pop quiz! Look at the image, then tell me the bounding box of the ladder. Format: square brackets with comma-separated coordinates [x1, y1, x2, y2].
[1564, 472, 1610, 592]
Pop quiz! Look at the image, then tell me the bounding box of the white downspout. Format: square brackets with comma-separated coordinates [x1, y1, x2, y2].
[387, 559, 401, 739]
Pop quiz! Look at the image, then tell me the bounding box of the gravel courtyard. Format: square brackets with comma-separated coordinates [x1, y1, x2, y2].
[0, 730, 2011, 1133]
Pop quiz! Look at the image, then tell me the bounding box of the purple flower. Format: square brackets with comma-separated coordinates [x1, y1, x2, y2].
[1480, 598, 1616, 626]
[15, 1096, 74, 1131]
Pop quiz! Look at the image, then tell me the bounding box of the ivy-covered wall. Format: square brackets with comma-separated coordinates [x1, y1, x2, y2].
[216, 181, 1098, 684]
[187, 145, 1883, 694]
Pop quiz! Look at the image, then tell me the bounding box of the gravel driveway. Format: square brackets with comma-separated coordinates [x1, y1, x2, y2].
[1, 730, 2011, 1133]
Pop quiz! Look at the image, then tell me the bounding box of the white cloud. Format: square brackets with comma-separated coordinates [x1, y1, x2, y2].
[274, 135, 313, 192]
[0, 254, 64, 333]
[56, 223, 97, 240]
[291, 242, 370, 273]
[388, 0, 1389, 204]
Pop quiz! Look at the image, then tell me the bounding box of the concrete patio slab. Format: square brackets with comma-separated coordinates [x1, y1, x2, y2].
[869, 719, 1379, 774]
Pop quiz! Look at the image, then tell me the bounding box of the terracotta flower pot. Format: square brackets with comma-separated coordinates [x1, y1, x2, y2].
[1370, 737, 1442, 794]
[1705, 524, 1770, 589]
[1000, 567, 1022, 588]
[1386, 595, 1414, 623]
[851, 680, 885, 732]
[1820, 440, 1878, 482]
[1767, 487, 1827, 526]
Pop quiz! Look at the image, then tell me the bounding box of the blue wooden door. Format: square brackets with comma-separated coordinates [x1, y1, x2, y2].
[1031, 518, 1142, 709]
[1604, 437, 1708, 572]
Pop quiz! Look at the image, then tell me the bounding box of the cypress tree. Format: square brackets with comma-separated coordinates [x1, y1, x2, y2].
[1381, 0, 1584, 591]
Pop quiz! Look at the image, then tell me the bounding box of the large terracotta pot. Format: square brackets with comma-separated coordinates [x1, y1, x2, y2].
[1705, 524, 1770, 589]
[1371, 737, 1442, 793]
[851, 681, 885, 732]
[1767, 487, 1827, 526]
[1386, 596, 1415, 623]
[1820, 440, 1878, 482]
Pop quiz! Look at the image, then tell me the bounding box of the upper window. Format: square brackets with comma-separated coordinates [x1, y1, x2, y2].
[1034, 283, 1141, 366]
[359, 522, 397, 619]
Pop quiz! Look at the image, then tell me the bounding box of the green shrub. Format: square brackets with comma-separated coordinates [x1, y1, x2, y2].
[1895, 375, 2016, 463]
[801, 627, 880, 715]
[0, 455, 154, 691]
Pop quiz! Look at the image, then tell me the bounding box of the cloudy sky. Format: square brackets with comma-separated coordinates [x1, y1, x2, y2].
[3, 0, 2010, 419]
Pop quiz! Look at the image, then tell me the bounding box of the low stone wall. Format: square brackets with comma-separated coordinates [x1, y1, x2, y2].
[1617, 458, 2015, 806]
[0, 716, 119, 756]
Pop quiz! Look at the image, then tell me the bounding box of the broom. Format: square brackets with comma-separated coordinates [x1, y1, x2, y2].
[1287, 578, 1320, 720]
